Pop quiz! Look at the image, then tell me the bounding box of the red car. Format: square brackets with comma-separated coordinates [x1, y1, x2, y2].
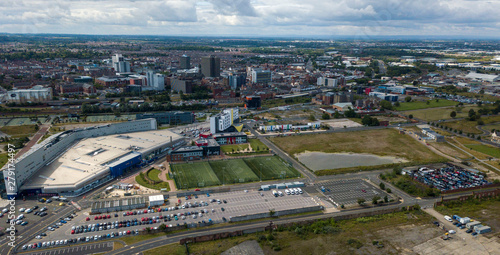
[127, 230, 131, 235]
[86, 217, 90, 221]
[194, 189, 200, 191]
[143, 210, 148, 213]
[71, 230, 75, 234]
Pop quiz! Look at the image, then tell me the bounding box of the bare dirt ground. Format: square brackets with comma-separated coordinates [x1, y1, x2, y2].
[222, 240, 265, 255]
[321, 118, 363, 129]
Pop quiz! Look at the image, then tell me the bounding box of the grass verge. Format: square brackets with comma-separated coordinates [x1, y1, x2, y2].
[135, 173, 170, 191]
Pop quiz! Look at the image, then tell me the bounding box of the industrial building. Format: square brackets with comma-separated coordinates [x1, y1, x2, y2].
[2, 119, 184, 198]
[148, 195, 166, 207]
[90, 197, 147, 214]
[195, 138, 221, 156]
[5, 85, 53, 103]
[167, 146, 204, 162]
[136, 111, 195, 125]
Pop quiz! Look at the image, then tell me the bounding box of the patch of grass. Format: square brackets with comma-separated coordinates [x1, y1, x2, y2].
[404, 105, 480, 121]
[244, 156, 301, 180]
[171, 162, 221, 189]
[113, 241, 125, 250]
[0, 153, 8, 169]
[248, 138, 269, 152]
[456, 92, 500, 102]
[483, 123, 500, 133]
[135, 173, 170, 191]
[463, 144, 500, 159]
[396, 99, 458, 111]
[270, 129, 446, 164]
[220, 143, 249, 153]
[442, 115, 500, 135]
[381, 172, 441, 197]
[210, 159, 259, 184]
[147, 168, 162, 182]
[0, 125, 37, 137]
[120, 232, 166, 245]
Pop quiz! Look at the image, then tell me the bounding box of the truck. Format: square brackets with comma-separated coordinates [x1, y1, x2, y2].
[272, 190, 278, 197]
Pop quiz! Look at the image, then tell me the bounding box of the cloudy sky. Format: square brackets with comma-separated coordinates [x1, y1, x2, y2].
[1, 0, 499, 38]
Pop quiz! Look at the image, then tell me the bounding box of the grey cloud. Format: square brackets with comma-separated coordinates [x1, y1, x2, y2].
[207, 0, 257, 16]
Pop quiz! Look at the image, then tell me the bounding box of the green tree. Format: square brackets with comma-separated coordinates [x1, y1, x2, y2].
[426, 101, 430, 105]
[357, 198, 366, 205]
[384, 195, 389, 203]
[380, 100, 393, 110]
[308, 114, 316, 121]
[372, 196, 381, 205]
[386, 188, 392, 193]
[408, 114, 413, 119]
[450, 111, 457, 118]
[321, 113, 331, 120]
[405, 96, 412, 102]
[379, 182, 385, 190]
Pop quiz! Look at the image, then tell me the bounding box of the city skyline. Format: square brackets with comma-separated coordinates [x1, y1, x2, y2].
[1, 0, 500, 38]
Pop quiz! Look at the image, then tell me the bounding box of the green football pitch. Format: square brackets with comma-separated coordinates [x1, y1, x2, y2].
[170, 156, 301, 189]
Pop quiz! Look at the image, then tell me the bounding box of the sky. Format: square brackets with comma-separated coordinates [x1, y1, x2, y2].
[1, 0, 500, 38]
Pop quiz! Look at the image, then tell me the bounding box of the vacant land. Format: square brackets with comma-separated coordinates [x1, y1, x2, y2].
[427, 141, 471, 160]
[396, 99, 458, 111]
[210, 159, 259, 184]
[144, 210, 441, 255]
[405, 105, 479, 121]
[244, 156, 301, 180]
[249, 139, 269, 151]
[0, 125, 37, 137]
[435, 197, 500, 234]
[0, 153, 7, 169]
[452, 136, 500, 159]
[442, 115, 500, 135]
[270, 129, 446, 164]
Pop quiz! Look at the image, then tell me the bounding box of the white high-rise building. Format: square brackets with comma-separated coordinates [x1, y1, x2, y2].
[146, 71, 165, 90]
[210, 108, 239, 134]
[112, 54, 131, 73]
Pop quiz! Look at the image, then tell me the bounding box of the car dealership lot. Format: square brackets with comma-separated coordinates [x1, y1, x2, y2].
[24, 189, 320, 251]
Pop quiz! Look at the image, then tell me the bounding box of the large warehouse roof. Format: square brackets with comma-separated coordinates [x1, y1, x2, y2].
[21, 128, 182, 191]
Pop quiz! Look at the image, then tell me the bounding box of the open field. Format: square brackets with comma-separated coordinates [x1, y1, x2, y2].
[435, 197, 500, 234]
[249, 138, 269, 151]
[210, 159, 259, 184]
[448, 137, 491, 160]
[463, 144, 500, 159]
[171, 162, 221, 189]
[144, 210, 441, 255]
[0, 125, 37, 137]
[244, 156, 301, 180]
[457, 92, 500, 102]
[427, 141, 472, 160]
[270, 128, 446, 164]
[220, 143, 249, 153]
[442, 115, 500, 135]
[452, 136, 500, 159]
[0, 153, 7, 169]
[404, 105, 480, 121]
[396, 99, 458, 111]
[483, 123, 500, 133]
